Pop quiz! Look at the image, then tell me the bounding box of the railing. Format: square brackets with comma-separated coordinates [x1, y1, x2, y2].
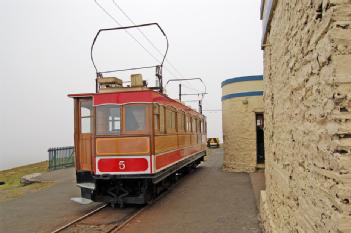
[48, 146, 75, 170]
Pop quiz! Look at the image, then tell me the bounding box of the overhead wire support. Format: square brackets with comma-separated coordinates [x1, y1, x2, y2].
[181, 93, 208, 96]
[93, 0, 171, 93]
[165, 78, 207, 114]
[182, 100, 203, 103]
[166, 78, 207, 97]
[111, 0, 188, 80]
[95, 0, 188, 87]
[94, 0, 162, 65]
[110, 0, 202, 93]
[202, 109, 223, 112]
[93, 0, 202, 94]
[181, 83, 202, 93]
[90, 22, 168, 75]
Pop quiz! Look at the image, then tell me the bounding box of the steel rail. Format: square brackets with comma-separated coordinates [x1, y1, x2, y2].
[51, 205, 146, 233]
[50, 203, 108, 233]
[50, 161, 193, 233]
[110, 185, 175, 232]
[109, 207, 146, 233]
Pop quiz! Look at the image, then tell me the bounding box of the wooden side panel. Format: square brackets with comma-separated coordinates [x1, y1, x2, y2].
[191, 134, 197, 145]
[74, 98, 94, 172]
[74, 99, 80, 170]
[155, 144, 204, 171]
[79, 134, 93, 170]
[155, 135, 178, 154]
[96, 137, 150, 156]
[197, 133, 202, 144]
[178, 134, 191, 148]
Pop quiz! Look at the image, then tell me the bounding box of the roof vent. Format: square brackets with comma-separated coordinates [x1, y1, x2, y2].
[131, 74, 144, 87]
[97, 77, 123, 93]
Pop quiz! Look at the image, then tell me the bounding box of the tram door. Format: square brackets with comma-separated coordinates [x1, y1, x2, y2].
[256, 113, 265, 164]
[76, 98, 93, 171]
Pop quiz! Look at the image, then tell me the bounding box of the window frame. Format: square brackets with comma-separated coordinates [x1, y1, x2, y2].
[95, 104, 121, 136]
[191, 117, 196, 133]
[166, 107, 177, 134]
[153, 103, 161, 132]
[79, 98, 93, 134]
[153, 103, 166, 134]
[177, 111, 185, 133]
[185, 114, 191, 133]
[122, 103, 151, 135]
[197, 118, 201, 133]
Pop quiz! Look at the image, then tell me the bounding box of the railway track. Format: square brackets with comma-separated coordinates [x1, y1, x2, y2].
[50, 204, 146, 233]
[50, 165, 199, 233]
[50, 183, 177, 233]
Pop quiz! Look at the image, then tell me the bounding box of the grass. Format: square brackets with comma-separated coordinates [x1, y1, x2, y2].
[0, 161, 54, 202]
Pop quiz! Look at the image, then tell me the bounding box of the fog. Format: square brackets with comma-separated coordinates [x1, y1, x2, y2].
[0, 0, 263, 170]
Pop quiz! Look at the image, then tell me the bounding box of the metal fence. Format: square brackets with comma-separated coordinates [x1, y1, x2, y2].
[48, 146, 75, 170]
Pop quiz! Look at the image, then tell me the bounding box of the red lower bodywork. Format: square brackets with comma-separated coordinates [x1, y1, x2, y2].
[95, 145, 205, 175]
[98, 158, 149, 173]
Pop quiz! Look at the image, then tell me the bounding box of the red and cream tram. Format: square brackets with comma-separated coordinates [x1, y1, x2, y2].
[69, 23, 207, 207]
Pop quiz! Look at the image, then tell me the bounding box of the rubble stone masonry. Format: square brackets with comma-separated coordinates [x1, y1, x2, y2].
[260, 0, 351, 233]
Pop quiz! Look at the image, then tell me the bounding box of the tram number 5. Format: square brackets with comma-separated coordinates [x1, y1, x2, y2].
[119, 161, 126, 170]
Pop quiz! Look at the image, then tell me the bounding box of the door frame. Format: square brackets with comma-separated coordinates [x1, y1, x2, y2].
[255, 112, 265, 164]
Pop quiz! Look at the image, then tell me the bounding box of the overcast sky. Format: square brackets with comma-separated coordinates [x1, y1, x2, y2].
[0, 0, 263, 170]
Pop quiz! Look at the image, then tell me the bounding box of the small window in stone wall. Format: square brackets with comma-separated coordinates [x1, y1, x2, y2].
[256, 114, 264, 129]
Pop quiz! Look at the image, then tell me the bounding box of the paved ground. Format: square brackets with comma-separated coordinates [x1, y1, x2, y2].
[0, 168, 101, 233]
[120, 148, 261, 233]
[249, 170, 265, 209]
[0, 148, 264, 233]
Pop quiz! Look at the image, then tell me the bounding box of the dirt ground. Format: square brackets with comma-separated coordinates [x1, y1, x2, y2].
[0, 161, 53, 202]
[119, 148, 262, 233]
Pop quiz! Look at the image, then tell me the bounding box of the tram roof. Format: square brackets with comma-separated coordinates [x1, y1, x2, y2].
[68, 89, 204, 118]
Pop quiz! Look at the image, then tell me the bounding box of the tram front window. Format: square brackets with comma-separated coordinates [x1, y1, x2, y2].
[96, 105, 121, 135]
[80, 99, 92, 133]
[125, 105, 146, 131]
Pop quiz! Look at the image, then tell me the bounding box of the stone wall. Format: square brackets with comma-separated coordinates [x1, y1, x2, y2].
[222, 76, 264, 172]
[260, 0, 351, 232]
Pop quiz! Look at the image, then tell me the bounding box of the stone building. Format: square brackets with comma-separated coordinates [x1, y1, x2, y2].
[221, 75, 264, 172]
[260, 0, 351, 232]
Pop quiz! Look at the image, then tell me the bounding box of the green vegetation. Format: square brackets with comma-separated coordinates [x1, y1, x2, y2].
[0, 161, 53, 202]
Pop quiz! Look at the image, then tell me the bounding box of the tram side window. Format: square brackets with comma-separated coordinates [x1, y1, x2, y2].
[192, 118, 196, 132]
[185, 115, 191, 132]
[96, 105, 121, 135]
[177, 112, 185, 132]
[153, 104, 166, 133]
[153, 104, 160, 131]
[172, 111, 177, 130]
[125, 105, 146, 131]
[160, 105, 165, 133]
[80, 99, 92, 133]
[166, 109, 177, 132]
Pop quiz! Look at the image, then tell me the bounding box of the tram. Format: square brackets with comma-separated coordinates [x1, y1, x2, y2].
[69, 23, 207, 207]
